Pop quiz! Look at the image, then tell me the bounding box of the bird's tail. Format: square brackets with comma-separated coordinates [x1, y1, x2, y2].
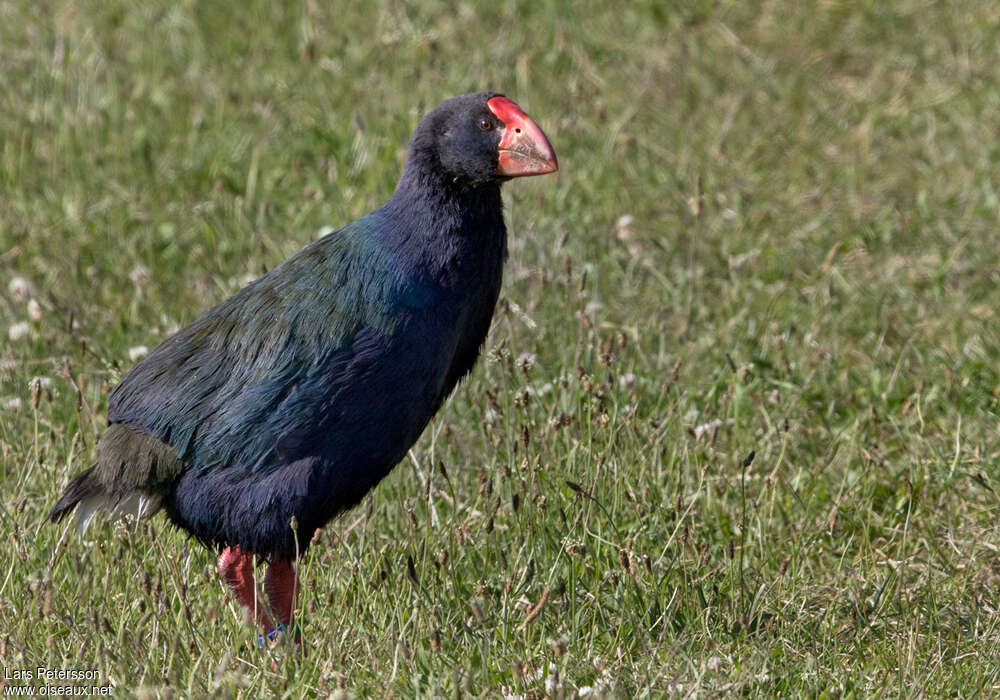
[50, 466, 161, 534]
[48, 465, 103, 532]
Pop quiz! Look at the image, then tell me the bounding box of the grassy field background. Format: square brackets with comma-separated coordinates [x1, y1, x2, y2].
[3, 0, 1000, 696]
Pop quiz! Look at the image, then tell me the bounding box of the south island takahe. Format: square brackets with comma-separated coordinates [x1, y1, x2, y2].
[49, 92, 557, 643]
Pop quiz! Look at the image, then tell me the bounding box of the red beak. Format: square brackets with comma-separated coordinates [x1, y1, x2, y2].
[487, 96, 558, 177]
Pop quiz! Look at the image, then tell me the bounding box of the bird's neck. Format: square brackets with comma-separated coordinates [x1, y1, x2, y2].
[389, 161, 504, 227]
[379, 166, 507, 283]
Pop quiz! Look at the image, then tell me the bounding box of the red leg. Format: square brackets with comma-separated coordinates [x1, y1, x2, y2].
[218, 546, 274, 630]
[264, 559, 299, 640]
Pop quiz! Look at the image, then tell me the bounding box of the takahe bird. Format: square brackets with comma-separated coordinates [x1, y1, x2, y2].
[49, 92, 557, 643]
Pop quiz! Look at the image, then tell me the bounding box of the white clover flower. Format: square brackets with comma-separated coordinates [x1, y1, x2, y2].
[516, 352, 536, 371]
[30, 376, 53, 390]
[615, 214, 633, 240]
[544, 668, 561, 695]
[706, 655, 727, 672]
[9, 322, 30, 341]
[129, 264, 150, 286]
[692, 418, 735, 439]
[8, 276, 31, 301]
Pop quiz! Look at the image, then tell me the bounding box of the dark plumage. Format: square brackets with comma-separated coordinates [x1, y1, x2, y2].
[49, 92, 557, 640]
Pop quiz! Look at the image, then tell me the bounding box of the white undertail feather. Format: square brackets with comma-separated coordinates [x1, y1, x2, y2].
[74, 492, 162, 534]
[73, 496, 104, 534]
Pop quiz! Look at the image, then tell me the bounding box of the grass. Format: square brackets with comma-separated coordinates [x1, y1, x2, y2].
[2, 0, 1000, 696]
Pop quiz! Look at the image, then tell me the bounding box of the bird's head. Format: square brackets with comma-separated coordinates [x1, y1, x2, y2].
[405, 92, 558, 190]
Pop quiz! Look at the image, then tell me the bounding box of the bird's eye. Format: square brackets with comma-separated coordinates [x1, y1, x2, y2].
[479, 118, 494, 131]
